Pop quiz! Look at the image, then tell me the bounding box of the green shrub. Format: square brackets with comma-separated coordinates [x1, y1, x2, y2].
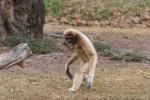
[1, 36, 21, 47]
[0, 36, 56, 54]
[26, 38, 56, 54]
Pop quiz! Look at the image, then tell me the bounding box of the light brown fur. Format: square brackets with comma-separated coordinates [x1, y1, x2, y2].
[63, 29, 97, 92]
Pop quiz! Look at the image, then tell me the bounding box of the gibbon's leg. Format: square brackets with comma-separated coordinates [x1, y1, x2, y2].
[86, 55, 97, 89]
[69, 62, 89, 92]
[79, 62, 88, 82]
[65, 53, 79, 79]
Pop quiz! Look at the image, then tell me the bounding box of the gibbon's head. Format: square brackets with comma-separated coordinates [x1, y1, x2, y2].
[63, 29, 79, 47]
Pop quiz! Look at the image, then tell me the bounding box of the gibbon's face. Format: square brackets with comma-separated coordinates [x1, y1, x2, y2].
[65, 36, 74, 45]
[63, 34, 77, 50]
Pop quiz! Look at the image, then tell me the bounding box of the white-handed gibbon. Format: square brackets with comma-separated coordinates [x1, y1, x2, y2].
[63, 29, 97, 92]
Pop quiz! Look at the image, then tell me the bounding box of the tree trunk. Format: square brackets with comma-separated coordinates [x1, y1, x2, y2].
[0, 0, 45, 39]
[0, 43, 32, 70]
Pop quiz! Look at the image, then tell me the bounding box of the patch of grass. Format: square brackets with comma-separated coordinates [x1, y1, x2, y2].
[44, 0, 68, 16]
[110, 51, 143, 62]
[122, 52, 143, 62]
[93, 41, 111, 52]
[93, 6, 112, 21]
[94, 41, 143, 62]
[1, 36, 56, 54]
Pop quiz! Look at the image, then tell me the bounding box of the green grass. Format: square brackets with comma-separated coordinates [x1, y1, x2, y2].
[0, 36, 56, 54]
[44, 0, 150, 21]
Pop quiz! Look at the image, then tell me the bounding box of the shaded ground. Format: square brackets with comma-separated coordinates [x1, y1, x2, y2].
[0, 24, 150, 100]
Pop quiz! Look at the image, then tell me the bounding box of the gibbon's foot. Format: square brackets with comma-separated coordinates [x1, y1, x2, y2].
[66, 68, 74, 79]
[87, 84, 91, 89]
[68, 87, 77, 92]
[87, 79, 93, 89]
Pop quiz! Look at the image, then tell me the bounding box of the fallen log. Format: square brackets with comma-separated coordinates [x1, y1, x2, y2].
[0, 43, 32, 70]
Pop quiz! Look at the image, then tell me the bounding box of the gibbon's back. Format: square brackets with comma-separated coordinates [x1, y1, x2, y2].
[77, 30, 96, 54]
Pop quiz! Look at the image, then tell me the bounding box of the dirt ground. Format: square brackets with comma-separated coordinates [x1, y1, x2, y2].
[0, 24, 150, 100]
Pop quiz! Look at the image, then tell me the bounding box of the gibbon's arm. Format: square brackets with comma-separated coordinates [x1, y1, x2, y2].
[65, 53, 79, 79]
[87, 54, 97, 88]
[89, 54, 97, 73]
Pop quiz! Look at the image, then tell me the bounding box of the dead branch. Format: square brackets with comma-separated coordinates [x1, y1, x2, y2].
[0, 43, 32, 70]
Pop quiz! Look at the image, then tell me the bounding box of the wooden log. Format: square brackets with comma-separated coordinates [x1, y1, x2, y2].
[0, 43, 32, 70]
